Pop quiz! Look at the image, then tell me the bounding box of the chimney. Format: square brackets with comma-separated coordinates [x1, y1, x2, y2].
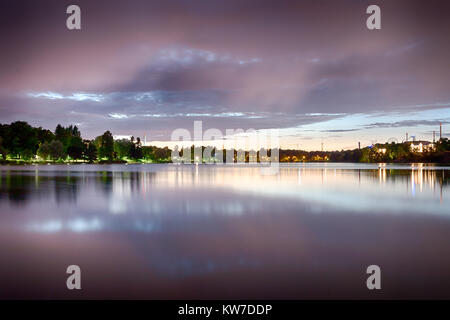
[358, 142, 361, 150]
[433, 131, 436, 143]
[406, 133, 408, 142]
[440, 123, 443, 140]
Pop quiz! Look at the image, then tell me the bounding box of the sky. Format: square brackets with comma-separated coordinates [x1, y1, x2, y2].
[1, 0, 450, 150]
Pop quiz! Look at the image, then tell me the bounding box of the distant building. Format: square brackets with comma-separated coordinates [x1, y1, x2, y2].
[408, 141, 434, 153]
[372, 144, 387, 154]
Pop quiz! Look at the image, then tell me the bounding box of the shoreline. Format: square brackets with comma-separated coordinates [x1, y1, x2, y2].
[1, 160, 449, 166]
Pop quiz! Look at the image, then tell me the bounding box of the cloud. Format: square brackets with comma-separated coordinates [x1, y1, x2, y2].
[109, 113, 129, 119]
[28, 92, 104, 102]
[322, 129, 361, 133]
[1, 0, 450, 144]
[366, 120, 450, 129]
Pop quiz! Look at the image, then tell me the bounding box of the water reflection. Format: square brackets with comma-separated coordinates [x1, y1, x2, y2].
[0, 164, 450, 299]
[1, 165, 448, 210]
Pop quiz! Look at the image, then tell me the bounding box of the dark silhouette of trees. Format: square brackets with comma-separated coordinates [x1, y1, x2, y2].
[0, 121, 176, 163]
[2, 120, 448, 164]
[54, 124, 83, 158]
[98, 131, 114, 160]
[0, 121, 38, 159]
[35, 127, 54, 144]
[114, 139, 133, 159]
[54, 124, 71, 151]
[83, 140, 97, 162]
[129, 136, 143, 160]
[114, 136, 144, 160]
[67, 136, 84, 160]
[37, 141, 51, 159]
[0, 136, 6, 160]
[329, 149, 362, 162]
[48, 140, 65, 160]
[436, 138, 450, 152]
[154, 146, 170, 161]
[141, 146, 155, 161]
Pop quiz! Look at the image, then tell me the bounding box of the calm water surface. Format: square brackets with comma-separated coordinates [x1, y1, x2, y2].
[0, 163, 449, 299]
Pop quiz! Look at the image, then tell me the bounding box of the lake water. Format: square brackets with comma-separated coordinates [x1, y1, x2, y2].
[0, 163, 449, 299]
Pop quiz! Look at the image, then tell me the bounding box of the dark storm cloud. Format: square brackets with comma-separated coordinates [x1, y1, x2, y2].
[1, 0, 450, 139]
[118, 47, 263, 92]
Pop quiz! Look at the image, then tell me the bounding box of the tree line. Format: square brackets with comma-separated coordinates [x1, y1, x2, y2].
[279, 139, 450, 163]
[0, 121, 170, 163]
[1, 121, 449, 163]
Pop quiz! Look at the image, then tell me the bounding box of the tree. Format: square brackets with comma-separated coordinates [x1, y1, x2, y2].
[55, 124, 70, 151]
[83, 140, 97, 162]
[114, 139, 132, 159]
[67, 136, 84, 160]
[98, 131, 114, 160]
[142, 146, 155, 161]
[37, 141, 51, 160]
[360, 148, 370, 163]
[55, 124, 82, 154]
[131, 145, 143, 159]
[4, 121, 38, 159]
[35, 127, 55, 144]
[129, 136, 143, 160]
[0, 136, 6, 160]
[154, 147, 170, 161]
[436, 138, 450, 152]
[71, 125, 80, 137]
[49, 140, 65, 160]
[93, 135, 102, 150]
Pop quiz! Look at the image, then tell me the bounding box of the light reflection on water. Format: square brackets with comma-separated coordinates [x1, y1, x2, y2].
[0, 163, 449, 299]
